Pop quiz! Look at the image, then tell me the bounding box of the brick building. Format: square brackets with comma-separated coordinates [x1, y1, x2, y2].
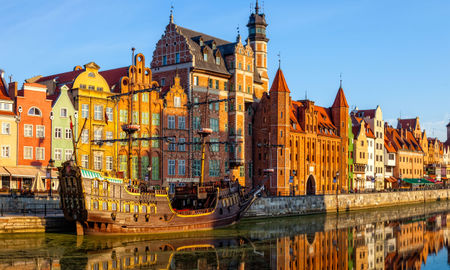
[253, 68, 349, 196]
[150, 3, 269, 187]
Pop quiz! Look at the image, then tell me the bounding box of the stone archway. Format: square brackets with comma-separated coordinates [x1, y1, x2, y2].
[306, 175, 316, 195]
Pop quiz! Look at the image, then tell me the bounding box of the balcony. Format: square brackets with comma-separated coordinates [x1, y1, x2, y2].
[229, 159, 245, 168]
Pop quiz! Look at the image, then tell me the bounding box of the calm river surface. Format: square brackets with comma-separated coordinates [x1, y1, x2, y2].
[0, 201, 449, 269]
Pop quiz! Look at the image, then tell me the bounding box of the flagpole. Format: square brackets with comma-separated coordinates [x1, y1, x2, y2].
[69, 116, 78, 165]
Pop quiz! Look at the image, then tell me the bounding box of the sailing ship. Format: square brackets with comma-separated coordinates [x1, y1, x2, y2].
[58, 49, 265, 235]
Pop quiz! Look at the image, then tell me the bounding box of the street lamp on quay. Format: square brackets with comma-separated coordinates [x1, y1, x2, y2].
[46, 159, 55, 197]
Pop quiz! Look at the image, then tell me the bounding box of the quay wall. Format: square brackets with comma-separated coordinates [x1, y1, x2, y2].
[244, 189, 450, 218]
[0, 216, 71, 234]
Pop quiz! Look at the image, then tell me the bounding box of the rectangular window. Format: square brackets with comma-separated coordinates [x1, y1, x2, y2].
[81, 155, 89, 168]
[152, 132, 159, 148]
[94, 127, 103, 141]
[152, 156, 159, 180]
[240, 165, 245, 177]
[174, 96, 181, 107]
[81, 104, 89, 118]
[162, 55, 167, 65]
[208, 79, 213, 88]
[54, 127, 62, 139]
[132, 156, 139, 179]
[193, 137, 201, 151]
[215, 80, 219, 89]
[106, 107, 113, 122]
[152, 113, 160, 126]
[65, 149, 73, 161]
[215, 102, 219, 111]
[193, 160, 201, 177]
[106, 131, 113, 145]
[94, 152, 103, 171]
[1, 145, 10, 158]
[141, 156, 149, 179]
[210, 138, 219, 152]
[168, 142, 176, 151]
[60, 108, 68, 117]
[24, 124, 33, 137]
[194, 76, 199, 86]
[178, 160, 185, 176]
[168, 160, 176, 176]
[215, 56, 221, 65]
[119, 155, 127, 174]
[132, 111, 139, 124]
[36, 125, 45, 138]
[178, 138, 185, 151]
[249, 163, 253, 178]
[54, 148, 62, 160]
[1, 122, 10, 135]
[224, 82, 227, 90]
[141, 112, 149, 124]
[24, 146, 33, 159]
[120, 110, 128, 123]
[81, 129, 89, 144]
[36, 147, 45, 160]
[133, 93, 138, 102]
[88, 85, 95, 90]
[168, 115, 175, 129]
[94, 105, 103, 121]
[210, 118, 219, 132]
[175, 53, 180, 63]
[178, 116, 186, 129]
[203, 53, 208, 61]
[142, 93, 149, 102]
[193, 117, 201, 130]
[65, 128, 72, 139]
[248, 123, 253, 135]
[161, 78, 165, 86]
[209, 160, 220, 177]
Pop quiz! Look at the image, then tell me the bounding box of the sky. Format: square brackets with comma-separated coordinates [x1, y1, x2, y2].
[0, 0, 449, 140]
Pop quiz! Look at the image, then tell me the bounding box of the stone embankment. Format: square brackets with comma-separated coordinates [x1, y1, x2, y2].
[0, 216, 70, 234]
[245, 188, 450, 218]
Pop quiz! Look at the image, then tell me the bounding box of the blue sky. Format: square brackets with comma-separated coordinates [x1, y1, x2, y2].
[1, 0, 449, 140]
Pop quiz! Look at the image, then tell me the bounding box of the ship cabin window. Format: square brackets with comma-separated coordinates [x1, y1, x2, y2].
[125, 204, 130, 213]
[102, 202, 108, 210]
[142, 205, 147, 213]
[93, 201, 99, 210]
[112, 203, 117, 211]
[93, 180, 99, 188]
[134, 205, 139, 213]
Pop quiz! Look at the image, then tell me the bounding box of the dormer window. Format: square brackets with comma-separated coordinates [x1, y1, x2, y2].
[203, 53, 208, 61]
[0, 102, 12, 112]
[212, 42, 216, 50]
[199, 39, 204, 46]
[215, 56, 220, 65]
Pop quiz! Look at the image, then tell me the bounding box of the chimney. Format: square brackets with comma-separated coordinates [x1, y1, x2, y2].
[8, 82, 18, 99]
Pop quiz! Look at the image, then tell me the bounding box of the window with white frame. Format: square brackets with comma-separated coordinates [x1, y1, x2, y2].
[36, 125, 45, 138]
[65, 149, 73, 161]
[1, 145, 10, 158]
[81, 104, 89, 118]
[24, 124, 33, 137]
[54, 127, 62, 138]
[178, 116, 185, 129]
[210, 118, 219, 132]
[81, 129, 89, 143]
[141, 112, 149, 124]
[94, 152, 103, 170]
[106, 131, 113, 145]
[174, 96, 181, 107]
[194, 76, 199, 86]
[152, 113, 160, 125]
[111, 203, 117, 211]
[1, 123, 10, 135]
[24, 146, 33, 159]
[28, 107, 41, 116]
[106, 107, 113, 122]
[142, 93, 149, 102]
[65, 128, 72, 139]
[94, 105, 103, 121]
[102, 202, 108, 210]
[60, 108, 68, 117]
[178, 160, 185, 175]
[81, 155, 89, 168]
[54, 149, 62, 160]
[36, 147, 45, 160]
[168, 115, 175, 129]
[178, 138, 185, 151]
[94, 127, 103, 141]
[168, 160, 176, 175]
[0, 102, 12, 111]
[106, 156, 113, 171]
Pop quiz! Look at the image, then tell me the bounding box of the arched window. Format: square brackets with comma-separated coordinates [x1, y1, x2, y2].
[28, 107, 42, 116]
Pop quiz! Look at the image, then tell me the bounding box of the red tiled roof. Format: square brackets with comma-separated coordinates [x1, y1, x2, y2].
[269, 68, 290, 93]
[385, 126, 422, 152]
[36, 69, 84, 86]
[366, 126, 376, 139]
[331, 87, 348, 108]
[0, 76, 11, 101]
[99, 66, 129, 92]
[384, 136, 396, 153]
[355, 109, 375, 118]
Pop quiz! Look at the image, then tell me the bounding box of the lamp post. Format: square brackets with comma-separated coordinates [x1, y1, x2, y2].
[335, 171, 340, 212]
[46, 159, 55, 197]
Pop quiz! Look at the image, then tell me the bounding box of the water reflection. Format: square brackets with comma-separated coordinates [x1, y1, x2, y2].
[0, 202, 448, 269]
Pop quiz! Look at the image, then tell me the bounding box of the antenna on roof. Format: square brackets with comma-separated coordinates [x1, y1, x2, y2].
[262, 0, 265, 14]
[255, 0, 259, 14]
[277, 51, 281, 69]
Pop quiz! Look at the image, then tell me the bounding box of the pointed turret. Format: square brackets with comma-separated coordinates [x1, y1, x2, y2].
[332, 85, 349, 108]
[269, 68, 290, 93]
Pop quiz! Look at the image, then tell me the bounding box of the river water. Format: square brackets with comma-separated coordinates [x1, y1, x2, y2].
[0, 201, 449, 269]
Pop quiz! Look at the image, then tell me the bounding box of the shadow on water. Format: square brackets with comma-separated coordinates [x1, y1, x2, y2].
[0, 200, 448, 269]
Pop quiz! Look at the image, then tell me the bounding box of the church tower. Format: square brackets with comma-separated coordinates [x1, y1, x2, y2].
[247, 0, 269, 91]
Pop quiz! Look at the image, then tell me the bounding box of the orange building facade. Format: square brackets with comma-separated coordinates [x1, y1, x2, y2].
[253, 69, 349, 196]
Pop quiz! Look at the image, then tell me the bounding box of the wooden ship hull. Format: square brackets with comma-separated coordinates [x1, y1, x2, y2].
[58, 162, 258, 235]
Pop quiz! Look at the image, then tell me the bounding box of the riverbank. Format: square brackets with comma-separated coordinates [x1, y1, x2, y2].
[244, 188, 450, 218]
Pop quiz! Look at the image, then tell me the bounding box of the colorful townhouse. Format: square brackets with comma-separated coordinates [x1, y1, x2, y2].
[351, 117, 369, 191]
[348, 117, 354, 191]
[384, 134, 397, 189]
[12, 83, 52, 189]
[353, 106, 385, 190]
[49, 85, 76, 167]
[253, 68, 349, 196]
[149, 2, 270, 188]
[0, 71, 17, 189]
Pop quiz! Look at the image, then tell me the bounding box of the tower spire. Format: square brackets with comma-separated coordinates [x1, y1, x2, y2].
[255, 0, 260, 14]
[169, 4, 174, 24]
[340, 72, 343, 88]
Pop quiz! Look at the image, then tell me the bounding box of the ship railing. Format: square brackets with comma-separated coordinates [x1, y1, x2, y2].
[174, 207, 213, 216]
[155, 190, 168, 196]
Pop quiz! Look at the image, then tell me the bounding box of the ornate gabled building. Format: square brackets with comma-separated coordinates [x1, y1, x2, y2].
[0, 70, 17, 169]
[350, 116, 369, 191]
[253, 68, 349, 196]
[150, 2, 269, 187]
